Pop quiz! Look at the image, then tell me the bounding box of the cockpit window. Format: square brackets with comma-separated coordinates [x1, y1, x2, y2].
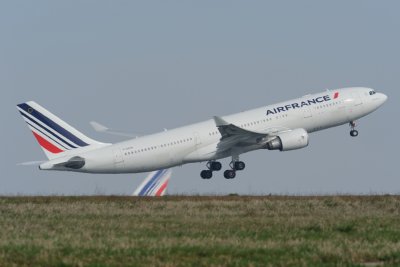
[369, 91, 376, 95]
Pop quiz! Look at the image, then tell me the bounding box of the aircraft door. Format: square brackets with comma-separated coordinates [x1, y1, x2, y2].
[194, 132, 202, 147]
[347, 91, 363, 119]
[303, 105, 313, 119]
[114, 148, 125, 169]
[301, 104, 315, 131]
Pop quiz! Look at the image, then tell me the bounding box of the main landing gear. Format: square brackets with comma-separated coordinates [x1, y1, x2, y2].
[200, 161, 222, 179]
[223, 159, 246, 179]
[349, 121, 359, 137]
[200, 157, 246, 179]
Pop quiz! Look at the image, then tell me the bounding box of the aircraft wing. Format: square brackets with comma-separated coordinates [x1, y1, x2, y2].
[132, 169, 171, 197]
[213, 116, 288, 152]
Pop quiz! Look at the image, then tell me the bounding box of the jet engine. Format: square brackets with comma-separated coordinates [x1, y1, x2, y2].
[266, 128, 309, 151]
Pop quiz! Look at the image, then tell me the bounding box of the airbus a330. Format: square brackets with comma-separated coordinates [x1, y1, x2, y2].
[17, 87, 387, 179]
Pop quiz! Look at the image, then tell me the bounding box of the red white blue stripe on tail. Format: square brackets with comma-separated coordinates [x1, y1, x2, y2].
[17, 101, 102, 160]
[132, 169, 172, 197]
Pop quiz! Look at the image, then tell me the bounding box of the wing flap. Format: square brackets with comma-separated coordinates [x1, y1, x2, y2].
[212, 116, 289, 153]
[213, 116, 267, 138]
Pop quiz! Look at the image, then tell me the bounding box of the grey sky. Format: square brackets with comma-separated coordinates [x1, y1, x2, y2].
[1, 1, 399, 195]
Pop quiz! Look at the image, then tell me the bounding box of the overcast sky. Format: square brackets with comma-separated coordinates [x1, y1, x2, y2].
[1, 1, 399, 195]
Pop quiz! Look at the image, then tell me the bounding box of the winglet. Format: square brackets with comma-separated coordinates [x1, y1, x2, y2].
[213, 116, 230, 127]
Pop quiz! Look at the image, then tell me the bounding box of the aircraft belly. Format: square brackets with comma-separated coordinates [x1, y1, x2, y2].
[183, 142, 218, 163]
[131, 152, 172, 172]
[309, 105, 350, 132]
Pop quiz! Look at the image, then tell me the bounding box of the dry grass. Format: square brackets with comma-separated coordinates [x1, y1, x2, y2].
[0, 195, 400, 266]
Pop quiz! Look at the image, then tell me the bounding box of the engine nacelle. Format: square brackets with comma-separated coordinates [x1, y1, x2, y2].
[266, 128, 309, 151]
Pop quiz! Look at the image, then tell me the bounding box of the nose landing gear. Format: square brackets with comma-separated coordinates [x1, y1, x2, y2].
[349, 121, 359, 137]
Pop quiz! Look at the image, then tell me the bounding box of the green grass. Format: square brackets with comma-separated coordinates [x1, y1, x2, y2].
[0, 195, 400, 266]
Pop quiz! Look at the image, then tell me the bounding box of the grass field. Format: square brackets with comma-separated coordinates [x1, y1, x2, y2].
[1, 196, 400, 266]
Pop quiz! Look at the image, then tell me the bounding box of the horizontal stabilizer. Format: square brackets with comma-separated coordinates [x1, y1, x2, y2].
[90, 121, 109, 132]
[17, 160, 46, 166]
[90, 121, 139, 138]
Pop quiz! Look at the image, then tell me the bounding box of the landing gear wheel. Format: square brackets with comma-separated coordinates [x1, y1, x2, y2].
[209, 161, 222, 171]
[224, 170, 236, 179]
[349, 121, 358, 137]
[234, 161, 245, 171]
[350, 130, 359, 137]
[200, 170, 213, 179]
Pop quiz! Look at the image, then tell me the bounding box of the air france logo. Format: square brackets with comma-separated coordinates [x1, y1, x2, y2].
[333, 92, 339, 99]
[266, 92, 339, 116]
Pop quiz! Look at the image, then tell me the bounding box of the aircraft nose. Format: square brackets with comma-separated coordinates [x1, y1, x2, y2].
[378, 93, 388, 105]
[381, 93, 388, 103]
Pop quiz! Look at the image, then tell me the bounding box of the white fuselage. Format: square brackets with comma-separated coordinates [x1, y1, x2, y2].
[39, 87, 387, 173]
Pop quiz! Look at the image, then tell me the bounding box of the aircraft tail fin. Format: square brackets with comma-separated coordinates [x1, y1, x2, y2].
[133, 169, 171, 196]
[16, 101, 103, 160]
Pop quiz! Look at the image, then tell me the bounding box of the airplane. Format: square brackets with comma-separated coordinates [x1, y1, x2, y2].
[132, 169, 171, 196]
[16, 87, 387, 179]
